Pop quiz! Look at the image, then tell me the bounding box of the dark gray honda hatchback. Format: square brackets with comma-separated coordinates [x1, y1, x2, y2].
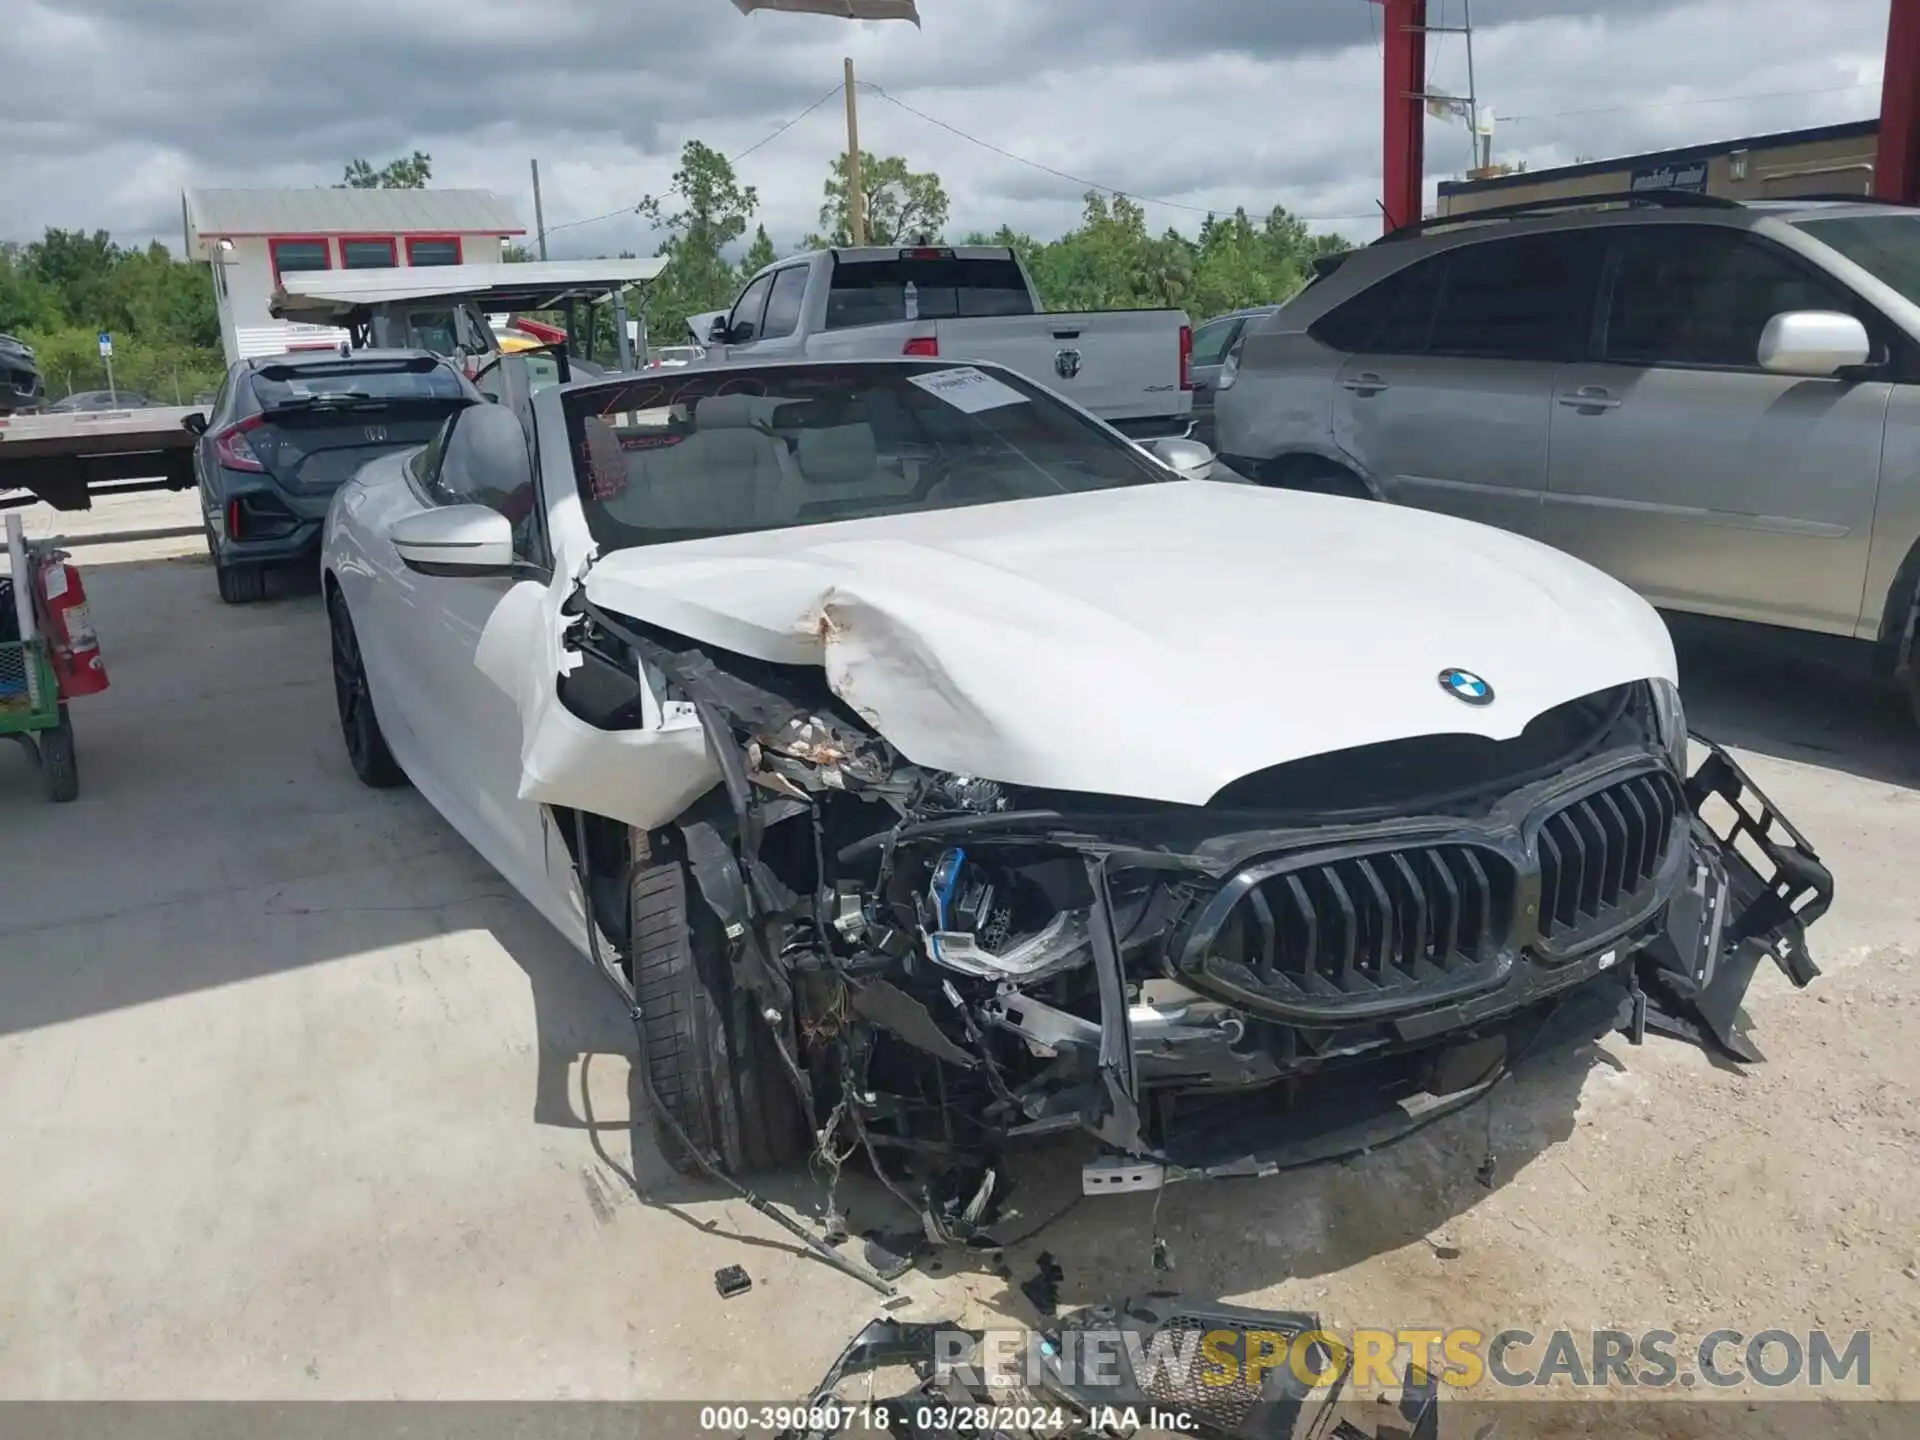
[189, 349, 478, 603]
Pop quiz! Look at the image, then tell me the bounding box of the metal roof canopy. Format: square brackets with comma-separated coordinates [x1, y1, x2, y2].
[1376, 0, 1920, 227]
[731, 0, 920, 21]
[269, 258, 669, 326]
[183, 188, 524, 247]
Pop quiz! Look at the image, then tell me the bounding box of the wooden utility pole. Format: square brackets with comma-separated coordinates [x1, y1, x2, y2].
[530, 158, 549, 259]
[843, 56, 867, 244]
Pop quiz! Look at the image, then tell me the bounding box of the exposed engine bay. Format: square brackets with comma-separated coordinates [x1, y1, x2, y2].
[549, 587, 1834, 1240]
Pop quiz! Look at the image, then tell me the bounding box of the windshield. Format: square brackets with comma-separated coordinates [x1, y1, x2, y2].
[251, 362, 466, 409]
[564, 362, 1168, 551]
[1796, 214, 1920, 305]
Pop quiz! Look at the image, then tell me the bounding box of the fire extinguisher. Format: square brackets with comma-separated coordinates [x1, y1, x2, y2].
[33, 549, 110, 699]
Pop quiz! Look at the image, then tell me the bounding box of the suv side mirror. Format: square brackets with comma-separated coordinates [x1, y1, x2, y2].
[707, 316, 731, 345]
[1758, 311, 1871, 377]
[181, 412, 209, 436]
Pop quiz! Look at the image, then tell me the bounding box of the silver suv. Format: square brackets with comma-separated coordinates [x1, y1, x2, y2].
[1215, 194, 1920, 721]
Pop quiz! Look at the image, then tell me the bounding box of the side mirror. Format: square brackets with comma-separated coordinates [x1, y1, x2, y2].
[1758, 311, 1872, 377]
[181, 412, 209, 436]
[1145, 435, 1216, 480]
[707, 316, 731, 345]
[391, 505, 516, 577]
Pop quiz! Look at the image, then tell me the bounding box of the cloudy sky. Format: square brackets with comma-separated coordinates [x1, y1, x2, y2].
[0, 0, 1897, 257]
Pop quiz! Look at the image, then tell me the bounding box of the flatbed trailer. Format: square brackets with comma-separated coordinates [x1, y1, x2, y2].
[0, 407, 203, 512]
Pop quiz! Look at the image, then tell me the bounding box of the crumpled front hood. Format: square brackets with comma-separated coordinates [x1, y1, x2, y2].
[582, 482, 1676, 806]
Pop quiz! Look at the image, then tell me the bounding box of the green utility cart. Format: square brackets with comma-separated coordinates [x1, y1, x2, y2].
[0, 528, 78, 803]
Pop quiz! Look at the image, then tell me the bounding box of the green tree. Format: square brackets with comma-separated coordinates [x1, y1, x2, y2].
[502, 242, 535, 262]
[811, 151, 950, 247]
[964, 196, 1350, 317]
[6, 226, 223, 402]
[637, 139, 760, 344]
[104, 242, 222, 350]
[740, 225, 778, 280]
[338, 151, 433, 189]
[0, 242, 66, 336]
[1017, 193, 1190, 309]
[20, 229, 123, 326]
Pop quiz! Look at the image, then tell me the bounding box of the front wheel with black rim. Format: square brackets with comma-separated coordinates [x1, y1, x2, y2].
[328, 591, 406, 789]
[629, 848, 808, 1177]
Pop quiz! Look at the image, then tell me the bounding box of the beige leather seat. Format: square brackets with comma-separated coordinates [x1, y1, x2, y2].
[600, 394, 794, 532]
[793, 422, 920, 515]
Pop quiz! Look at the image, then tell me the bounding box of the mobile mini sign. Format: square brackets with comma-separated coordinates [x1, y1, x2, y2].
[1630, 160, 1712, 194]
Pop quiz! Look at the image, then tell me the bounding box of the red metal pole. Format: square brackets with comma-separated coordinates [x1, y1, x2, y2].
[1878, 0, 1920, 202]
[1380, 0, 1428, 230]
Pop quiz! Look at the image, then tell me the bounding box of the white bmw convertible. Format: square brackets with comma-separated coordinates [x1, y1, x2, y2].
[321, 354, 1830, 1205]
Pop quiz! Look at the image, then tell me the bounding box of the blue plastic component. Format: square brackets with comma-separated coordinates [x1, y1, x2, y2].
[929, 847, 967, 933]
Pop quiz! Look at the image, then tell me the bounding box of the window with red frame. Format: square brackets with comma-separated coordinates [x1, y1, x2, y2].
[269, 237, 331, 284]
[340, 237, 397, 269]
[406, 236, 462, 266]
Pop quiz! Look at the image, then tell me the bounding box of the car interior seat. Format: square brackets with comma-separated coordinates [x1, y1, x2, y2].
[596, 393, 791, 533]
[792, 420, 920, 521]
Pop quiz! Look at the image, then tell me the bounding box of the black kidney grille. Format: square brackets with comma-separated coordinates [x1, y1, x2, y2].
[1535, 770, 1682, 940]
[1213, 844, 1513, 999]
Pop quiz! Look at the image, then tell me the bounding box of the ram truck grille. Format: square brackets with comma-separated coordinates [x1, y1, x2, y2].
[1190, 842, 1517, 1018]
[1535, 769, 1685, 945]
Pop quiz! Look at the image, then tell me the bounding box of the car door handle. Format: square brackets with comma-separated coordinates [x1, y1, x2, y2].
[1342, 373, 1388, 396]
[1558, 387, 1621, 411]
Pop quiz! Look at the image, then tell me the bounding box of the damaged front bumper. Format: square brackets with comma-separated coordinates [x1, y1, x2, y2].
[1066, 735, 1833, 1188]
[542, 596, 1833, 1221]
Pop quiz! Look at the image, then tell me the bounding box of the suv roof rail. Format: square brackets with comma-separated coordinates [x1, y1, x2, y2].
[1376, 189, 1745, 243]
[1760, 192, 1917, 208]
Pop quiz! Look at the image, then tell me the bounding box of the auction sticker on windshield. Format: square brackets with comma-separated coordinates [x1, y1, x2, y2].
[907, 366, 1029, 414]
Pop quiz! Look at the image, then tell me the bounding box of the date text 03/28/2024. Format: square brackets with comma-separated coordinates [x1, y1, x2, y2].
[698, 1404, 1088, 1433]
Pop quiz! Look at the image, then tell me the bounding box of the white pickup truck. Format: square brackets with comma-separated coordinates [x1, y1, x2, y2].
[690, 245, 1195, 439]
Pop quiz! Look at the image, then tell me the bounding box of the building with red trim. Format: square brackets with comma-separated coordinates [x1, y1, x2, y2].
[182, 188, 526, 362]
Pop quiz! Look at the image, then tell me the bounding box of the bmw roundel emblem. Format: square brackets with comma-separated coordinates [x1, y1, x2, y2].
[1439, 667, 1494, 706]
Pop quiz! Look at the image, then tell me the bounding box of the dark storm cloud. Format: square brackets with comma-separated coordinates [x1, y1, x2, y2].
[0, 0, 1896, 248]
[978, 0, 1687, 66]
[5, 0, 828, 168]
[4, 0, 1690, 177]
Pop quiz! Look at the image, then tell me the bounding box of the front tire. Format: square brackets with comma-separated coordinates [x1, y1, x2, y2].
[328, 590, 406, 789]
[630, 848, 808, 1177]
